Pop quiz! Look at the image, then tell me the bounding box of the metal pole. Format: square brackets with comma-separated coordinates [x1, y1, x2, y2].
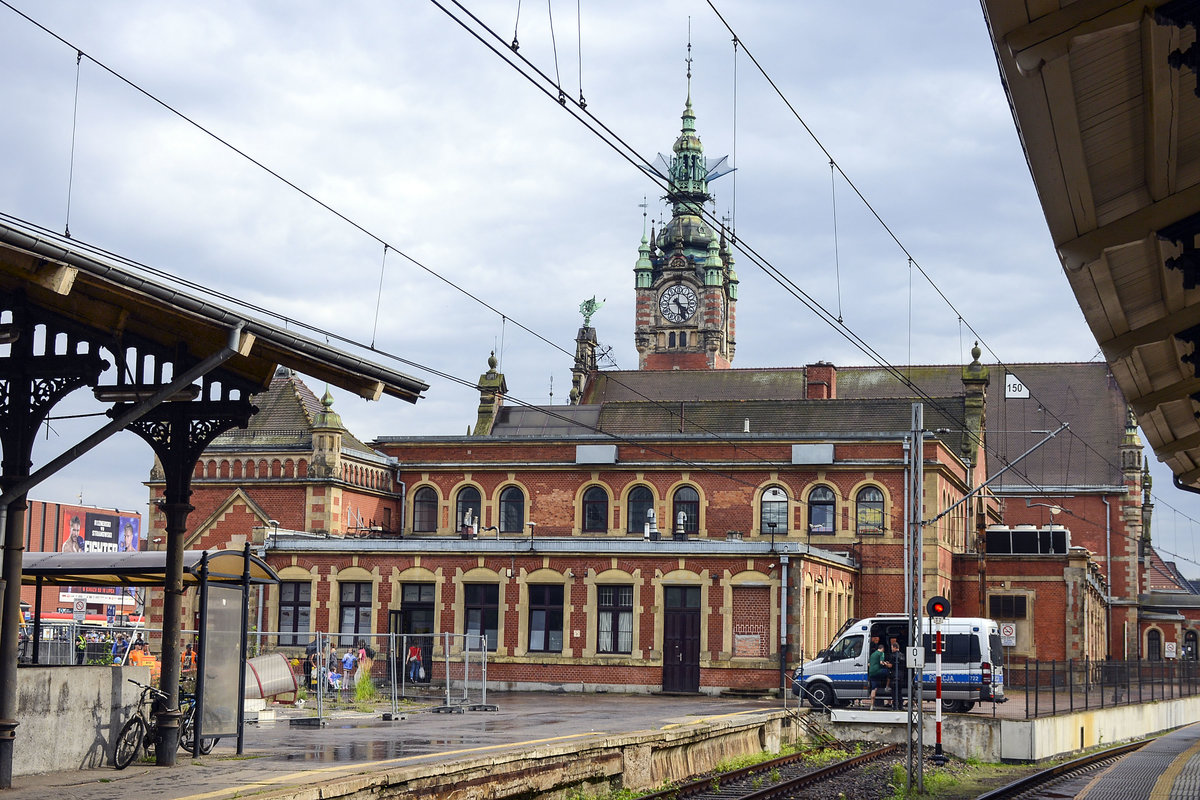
[931, 621, 946, 765]
[236, 543, 250, 755]
[194, 554, 209, 759]
[443, 631, 451, 708]
[906, 403, 925, 794]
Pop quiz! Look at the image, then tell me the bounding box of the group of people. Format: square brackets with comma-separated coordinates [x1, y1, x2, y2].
[307, 639, 378, 695]
[867, 636, 907, 709]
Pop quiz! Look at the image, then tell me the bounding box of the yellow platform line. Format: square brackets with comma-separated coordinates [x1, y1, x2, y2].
[178, 731, 606, 800]
[1149, 726, 1200, 800]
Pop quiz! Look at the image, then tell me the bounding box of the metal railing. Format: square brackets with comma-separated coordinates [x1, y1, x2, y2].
[1006, 658, 1200, 718]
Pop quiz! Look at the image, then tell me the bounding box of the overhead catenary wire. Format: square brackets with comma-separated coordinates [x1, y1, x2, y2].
[64, 49, 82, 239]
[11, 2, 1200, 559]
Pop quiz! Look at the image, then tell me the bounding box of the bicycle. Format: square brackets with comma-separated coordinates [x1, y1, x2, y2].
[113, 678, 170, 769]
[179, 690, 218, 755]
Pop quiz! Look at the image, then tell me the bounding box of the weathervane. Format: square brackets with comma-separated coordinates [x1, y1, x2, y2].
[579, 296, 605, 327]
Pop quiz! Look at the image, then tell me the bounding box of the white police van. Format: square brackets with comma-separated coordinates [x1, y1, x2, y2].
[792, 614, 1005, 712]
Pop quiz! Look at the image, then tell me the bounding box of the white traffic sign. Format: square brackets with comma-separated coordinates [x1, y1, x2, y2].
[72, 598, 87, 621]
[1000, 622, 1016, 647]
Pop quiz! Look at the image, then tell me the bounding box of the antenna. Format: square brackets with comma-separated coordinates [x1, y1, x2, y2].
[549, 374, 554, 404]
[686, 17, 693, 99]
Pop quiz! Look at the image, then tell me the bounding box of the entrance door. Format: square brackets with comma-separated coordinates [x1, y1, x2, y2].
[392, 583, 435, 682]
[662, 586, 701, 693]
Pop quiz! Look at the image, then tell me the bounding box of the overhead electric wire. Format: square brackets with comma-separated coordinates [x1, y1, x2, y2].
[12, 2, 1199, 556]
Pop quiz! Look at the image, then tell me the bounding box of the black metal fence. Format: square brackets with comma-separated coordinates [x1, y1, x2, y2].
[1006, 658, 1200, 718]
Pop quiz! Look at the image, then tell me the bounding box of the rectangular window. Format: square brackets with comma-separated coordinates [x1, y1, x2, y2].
[465, 584, 499, 651]
[528, 584, 564, 653]
[339, 581, 373, 646]
[989, 595, 1027, 619]
[278, 581, 311, 646]
[597, 585, 633, 654]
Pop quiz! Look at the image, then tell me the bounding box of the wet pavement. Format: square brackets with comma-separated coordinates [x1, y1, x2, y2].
[5, 692, 785, 800]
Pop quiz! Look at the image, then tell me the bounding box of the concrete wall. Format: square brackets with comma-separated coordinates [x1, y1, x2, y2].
[998, 696, 1200, 761]
[14, 665, 148, 776]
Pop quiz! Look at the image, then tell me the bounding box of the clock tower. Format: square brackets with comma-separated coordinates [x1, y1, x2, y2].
[634, 92, 737, 370]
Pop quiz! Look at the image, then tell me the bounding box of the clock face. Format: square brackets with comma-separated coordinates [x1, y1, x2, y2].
[659, 284, 698, 323]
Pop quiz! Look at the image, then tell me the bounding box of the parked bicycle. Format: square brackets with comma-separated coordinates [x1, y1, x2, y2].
[113, 678, 170, 769]
[179, 690, 218, 755]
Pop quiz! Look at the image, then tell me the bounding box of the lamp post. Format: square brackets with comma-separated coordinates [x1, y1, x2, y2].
[527, 521, 536, 551]
[767, 521, 778, 552]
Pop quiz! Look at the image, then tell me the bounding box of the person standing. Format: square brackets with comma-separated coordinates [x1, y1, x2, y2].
[75, 632, 86, 665]
[324, 643, 339, 696]
[868, 643, 890, 708]
[406, 642, 422, 683]
[889, 640, 906, 708]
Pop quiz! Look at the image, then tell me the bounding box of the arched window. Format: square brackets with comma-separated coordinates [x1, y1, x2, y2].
[456, 486, 481, 533]
[1186, 630, 1198, 661]
[412, 487, 438, 532]
[855, 486, 885, 535]
[582, 486, 608, 533]
[760, 486, 789, 535]
[499, 486, 525, 533]
[672, 486, 700, 535]
[626, 486, 654, 534]
[680, 332, 687, 347]
[1147, 629, 1163, 660]
[808, 486, 836, 534]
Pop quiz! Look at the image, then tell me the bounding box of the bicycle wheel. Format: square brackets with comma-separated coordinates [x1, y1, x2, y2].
[198, 735, 217, 755]
[113, 715, 147, 770]
[179, 707, 195, 753]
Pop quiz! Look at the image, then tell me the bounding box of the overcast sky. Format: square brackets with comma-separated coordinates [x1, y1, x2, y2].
[4, 1, 1199, 576]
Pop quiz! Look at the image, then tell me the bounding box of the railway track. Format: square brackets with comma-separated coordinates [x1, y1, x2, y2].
[974, 739, 1150, 800]
[632, 742, 900, 800]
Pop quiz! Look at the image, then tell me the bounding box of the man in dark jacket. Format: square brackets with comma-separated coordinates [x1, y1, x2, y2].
[889, 640, 906, 707]
[868, 643, 890, 708]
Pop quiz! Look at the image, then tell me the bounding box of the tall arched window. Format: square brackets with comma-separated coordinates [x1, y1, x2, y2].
[1147, 629, 1163, 660]
[626, 486, 654, 533]
[456, 486, 481, 533]
[499, 486, 525, 533]
[855, 486, 885, 535]
[760, 486, 789, 535]
[672, 486, 700, 535]
[582, 486, 609, 532]
[412, 486, 438, 533]
[808, 486, 836, 534]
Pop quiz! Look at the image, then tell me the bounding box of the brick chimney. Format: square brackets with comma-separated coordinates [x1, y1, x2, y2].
[806, 362, 837, 399]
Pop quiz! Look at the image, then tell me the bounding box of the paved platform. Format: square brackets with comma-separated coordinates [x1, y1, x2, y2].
[3, 692, 783, 800]
[1078, 722, 1200, 800]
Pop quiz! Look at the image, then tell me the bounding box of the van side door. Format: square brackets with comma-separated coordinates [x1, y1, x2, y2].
[823, 634, 867, 699]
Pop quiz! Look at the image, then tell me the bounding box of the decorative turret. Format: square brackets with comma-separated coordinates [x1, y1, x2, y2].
[472, 352, 507, 435]
[309, 387, 345, 480]
[961, 343, 988, 465]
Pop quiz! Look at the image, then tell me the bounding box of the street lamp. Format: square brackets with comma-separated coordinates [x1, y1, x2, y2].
[527, 521, 536, 551]
[767, 521, 778, 552]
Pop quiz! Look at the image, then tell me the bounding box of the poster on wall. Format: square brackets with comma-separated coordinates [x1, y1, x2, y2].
[59, 509, 142, 553]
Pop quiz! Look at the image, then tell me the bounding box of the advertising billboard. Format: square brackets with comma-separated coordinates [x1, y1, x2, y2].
[60, 509, 141, 553]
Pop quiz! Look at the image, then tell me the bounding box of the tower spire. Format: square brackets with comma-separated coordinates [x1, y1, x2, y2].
[686, 17, 693, 104]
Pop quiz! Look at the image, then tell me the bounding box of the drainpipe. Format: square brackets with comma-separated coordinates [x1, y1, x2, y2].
[780, 553, 789, 695]
[1102, 497, 1113, 655]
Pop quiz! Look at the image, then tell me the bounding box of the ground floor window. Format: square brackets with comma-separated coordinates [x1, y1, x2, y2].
[465, 583, 499, 651]
[278, 581, 310, 646]
[339, 581, 372, 646]
[528, 584, 564, 652]
[597, 585, 633, 654]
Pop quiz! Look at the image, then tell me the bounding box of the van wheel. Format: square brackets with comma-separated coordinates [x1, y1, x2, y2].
[806, 683, 835, 710]
[942, 700, 974, 713]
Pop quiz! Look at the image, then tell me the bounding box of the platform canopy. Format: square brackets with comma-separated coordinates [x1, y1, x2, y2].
[0, 213, 429, 403]
[19, 549, 279, 587]
[982, 1, 1200, 491]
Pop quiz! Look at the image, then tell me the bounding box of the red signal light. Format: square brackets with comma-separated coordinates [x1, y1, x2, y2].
[926, 595, 950, 617]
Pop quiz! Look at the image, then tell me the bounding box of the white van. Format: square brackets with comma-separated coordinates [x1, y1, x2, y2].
[791, 615, 1005, 712]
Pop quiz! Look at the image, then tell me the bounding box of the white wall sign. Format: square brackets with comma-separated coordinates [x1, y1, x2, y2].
[1005, 374, 1029, 398]
[1000, 622, 1017, 647]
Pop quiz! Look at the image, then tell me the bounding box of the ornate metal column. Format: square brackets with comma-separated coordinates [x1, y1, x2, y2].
[123, 392, 254, 765]
[0, 300, 105, 788]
